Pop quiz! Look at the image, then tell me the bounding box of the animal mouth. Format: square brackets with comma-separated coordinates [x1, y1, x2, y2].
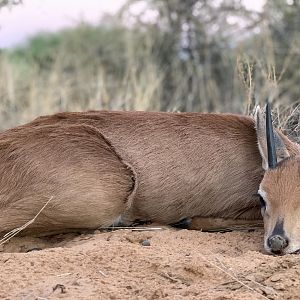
[266, 248, 287, 256]
[291, 249, 300, 255]
[271, 250, 284, 256]
[267, 248, 300, 256]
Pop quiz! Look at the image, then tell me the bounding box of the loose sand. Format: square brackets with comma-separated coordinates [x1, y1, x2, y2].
[0, 227, 299, 299]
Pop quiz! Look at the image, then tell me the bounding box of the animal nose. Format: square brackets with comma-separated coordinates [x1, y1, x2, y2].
[267, 235, 289, 254]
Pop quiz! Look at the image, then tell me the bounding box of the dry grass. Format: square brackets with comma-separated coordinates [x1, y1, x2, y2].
[0, 196, 53, 246]
[0, 16, 298, 135]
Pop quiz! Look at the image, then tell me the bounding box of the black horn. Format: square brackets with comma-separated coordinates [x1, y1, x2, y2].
[266, 101, 277, 169]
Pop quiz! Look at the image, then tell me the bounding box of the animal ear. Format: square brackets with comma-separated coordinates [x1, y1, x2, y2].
[254, 106, 290, 170]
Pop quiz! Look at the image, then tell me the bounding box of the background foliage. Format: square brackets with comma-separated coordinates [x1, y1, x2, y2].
[0, 0, 299, 132]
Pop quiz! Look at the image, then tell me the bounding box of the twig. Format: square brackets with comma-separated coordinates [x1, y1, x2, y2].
[198, 252, 272, 300]
[99, 226, 163, 232]
[57, 272, 72, 277]
[211, 252, 275, 293]
[99, 270, 108, 277]
[0, 196, 53, 246]
[159, 272, 178, 283]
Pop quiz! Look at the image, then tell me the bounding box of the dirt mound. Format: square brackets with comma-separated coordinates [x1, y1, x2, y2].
[0, 228, 299, 299]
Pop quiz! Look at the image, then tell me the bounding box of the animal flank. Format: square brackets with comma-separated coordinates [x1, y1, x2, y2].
[0, 109, 299, 255]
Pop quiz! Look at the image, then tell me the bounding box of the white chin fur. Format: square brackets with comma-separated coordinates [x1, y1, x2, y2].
[285, 245, 300, 254]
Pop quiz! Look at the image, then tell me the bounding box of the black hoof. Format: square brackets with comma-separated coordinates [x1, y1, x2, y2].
[171, 218, 192, 229]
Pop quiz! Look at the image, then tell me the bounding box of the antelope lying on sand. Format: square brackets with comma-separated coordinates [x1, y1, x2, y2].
[0, 104, 299, 255]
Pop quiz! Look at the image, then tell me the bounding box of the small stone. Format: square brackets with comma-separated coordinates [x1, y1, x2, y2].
[270, 274, 282, 282]
[141, 239, 151, 246]
[53, 284, 66, 294]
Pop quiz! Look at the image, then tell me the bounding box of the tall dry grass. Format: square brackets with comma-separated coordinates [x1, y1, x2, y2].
[0, 19, 298, 136]
[0, 25, 164, 129]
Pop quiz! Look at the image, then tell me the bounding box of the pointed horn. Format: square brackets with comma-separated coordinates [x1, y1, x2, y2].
[266, 101, 277, 169]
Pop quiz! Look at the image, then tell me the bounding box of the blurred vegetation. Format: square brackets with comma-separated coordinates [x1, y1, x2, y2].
[0, 0, 299, 130]
[0, 0, 21, 9]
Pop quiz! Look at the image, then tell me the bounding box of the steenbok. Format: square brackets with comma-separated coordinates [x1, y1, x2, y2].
[0, 103, 298, 255]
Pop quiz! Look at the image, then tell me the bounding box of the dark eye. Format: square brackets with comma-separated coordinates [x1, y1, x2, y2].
[259, 195, 266, 209]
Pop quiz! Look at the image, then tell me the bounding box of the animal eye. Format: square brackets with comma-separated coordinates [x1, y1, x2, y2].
[259, 195, 266, 209]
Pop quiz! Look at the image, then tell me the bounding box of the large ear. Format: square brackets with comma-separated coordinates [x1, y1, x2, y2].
[254, 106, 290, 170]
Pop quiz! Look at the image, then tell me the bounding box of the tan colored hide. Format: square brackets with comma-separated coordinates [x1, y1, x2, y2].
[0, 124, 135, 236]
[25, 111, 265, 230]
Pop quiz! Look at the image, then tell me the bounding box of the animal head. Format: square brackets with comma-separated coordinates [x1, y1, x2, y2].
[255, 104, 300, 255]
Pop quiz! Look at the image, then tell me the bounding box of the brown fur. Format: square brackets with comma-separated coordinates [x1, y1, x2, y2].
[26, 111, 265, 227]
[0, 124, 135, 235]
[259, 159, 300, 254]
[6, 110, 300, 239]
[256, 107, 300, 254]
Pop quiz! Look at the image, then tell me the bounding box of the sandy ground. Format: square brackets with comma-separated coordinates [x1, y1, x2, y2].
[1, 227, 300, 300]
